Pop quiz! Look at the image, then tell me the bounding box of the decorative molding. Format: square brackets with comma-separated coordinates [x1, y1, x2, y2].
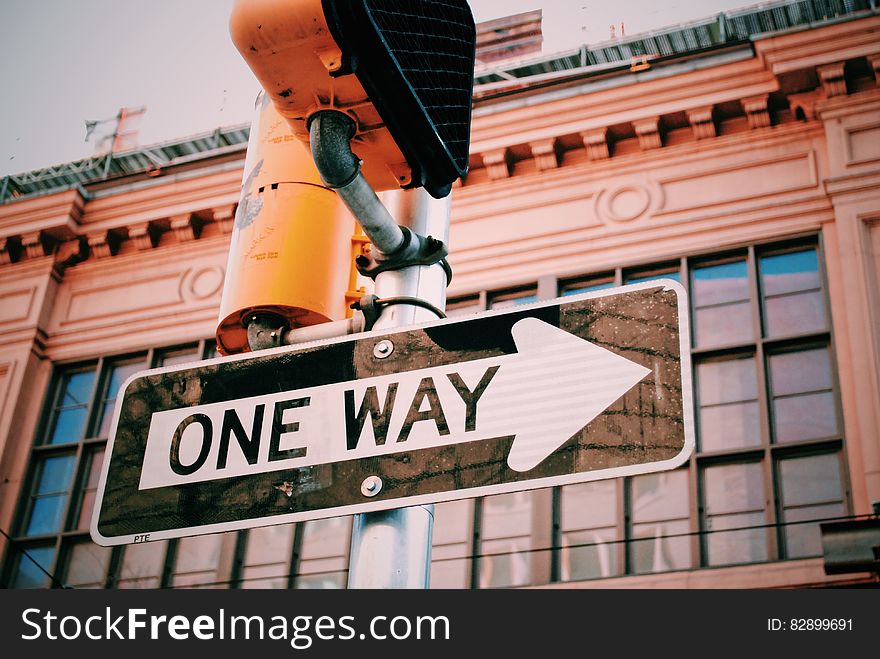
[742, 94, 771, 129]
[55, 237, 87, 268]
[0, 237, 16, 265]
[580, 128, 610, 160]
[633, 117, 662, 150]
[170, 213, 198, 242]
[482, 148, 511, 180]
[128, 222, 155, 251]
[686, 106, 716, 140]
[20, 232, 44, 260]
[529, 139, 559, 171]
[869, 53, 880, 85]
[817, 61, 847, 98]
[210, 204, 236, 234]
[788, 90, 821, 121]
[86, 231, 112, 259]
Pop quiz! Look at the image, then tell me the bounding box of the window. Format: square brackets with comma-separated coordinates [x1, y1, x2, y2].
[629, 470, 691, 573]
[2, 342, 234, 589]
[777, 453, 845, 558]
[294, 517, 351, 589]
[696, 357, 761, 452]
[691, 259, 752, 348]
[488, 287, 538, 309]
[560, 273, 616, 296]
[4, 237, 851, 589]
[702, 462, 768, 566]
[239, 524, 295, 589]
[431, 499, 473, 588]
[441, 237, 848, 586]
[559, 481, 620, 581]
[759, 249, 826, 337]
[479, 491, 538, 588]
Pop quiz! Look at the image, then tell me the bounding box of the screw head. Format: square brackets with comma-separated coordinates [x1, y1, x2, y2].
[361, 475, 383, 497]
[373, 340, 394, 359]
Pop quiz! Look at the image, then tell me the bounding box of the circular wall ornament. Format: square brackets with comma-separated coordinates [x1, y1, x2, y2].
[595, 183, 655, 224]
[181, 265, 225, 301]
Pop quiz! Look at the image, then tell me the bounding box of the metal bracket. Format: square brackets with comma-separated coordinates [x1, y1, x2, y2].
[351, 293, 447, 332]
[354, 226, 449, 280]
[246, 312, 288, 351]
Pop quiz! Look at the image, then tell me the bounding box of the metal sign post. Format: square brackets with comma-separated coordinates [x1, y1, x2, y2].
[346, 188, 451, 589]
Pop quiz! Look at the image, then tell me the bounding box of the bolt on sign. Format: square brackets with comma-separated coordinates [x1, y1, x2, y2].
[91, 280, 694, 546]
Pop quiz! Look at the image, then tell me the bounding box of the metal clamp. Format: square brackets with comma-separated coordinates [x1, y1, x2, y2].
[351, 294, 447, 332]
[354, 226, 449, 280]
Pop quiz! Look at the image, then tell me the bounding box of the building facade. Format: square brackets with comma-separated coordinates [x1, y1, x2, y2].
[1, 1, 879, 589]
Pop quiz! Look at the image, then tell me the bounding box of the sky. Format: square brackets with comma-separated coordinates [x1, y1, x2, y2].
[0, 0, 761, 178]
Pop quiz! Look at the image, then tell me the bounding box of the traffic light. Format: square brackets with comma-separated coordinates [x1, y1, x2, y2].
[229, 0, 476, 198]
[215, 93, 363, 355]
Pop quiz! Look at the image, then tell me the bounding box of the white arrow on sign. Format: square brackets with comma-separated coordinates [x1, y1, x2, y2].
[138, 318, 650, 490]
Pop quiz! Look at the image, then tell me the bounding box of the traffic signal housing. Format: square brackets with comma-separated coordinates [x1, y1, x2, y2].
[229, 0, 476, 198]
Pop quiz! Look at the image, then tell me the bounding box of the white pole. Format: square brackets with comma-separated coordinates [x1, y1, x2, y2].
[346, 187, 452, 589]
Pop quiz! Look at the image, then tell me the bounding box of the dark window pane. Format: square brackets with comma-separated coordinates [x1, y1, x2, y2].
[76, 448, 105, 531]
[694, 302, 752, 347]
[61, 371, 96, 407]
[34, 455, 77, 494]
[26, 496, 68, 536]
[692, 261, 749, 306]
[761, 250, 820, 296]
[97, 360, 146, 438]
[11, 545, 56, 589]
[25, 455, 76, 535]
[48, 407, 89, 445]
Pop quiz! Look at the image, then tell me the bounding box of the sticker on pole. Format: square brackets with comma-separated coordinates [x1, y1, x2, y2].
[91, 280, 694, 546]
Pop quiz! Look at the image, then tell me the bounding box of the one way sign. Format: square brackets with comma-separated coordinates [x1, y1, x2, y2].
[91, 280, 694, 546]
